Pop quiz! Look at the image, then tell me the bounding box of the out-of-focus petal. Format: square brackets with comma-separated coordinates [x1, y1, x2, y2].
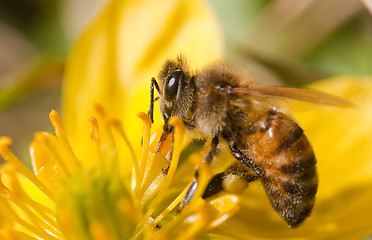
[62, 0, 223, 169]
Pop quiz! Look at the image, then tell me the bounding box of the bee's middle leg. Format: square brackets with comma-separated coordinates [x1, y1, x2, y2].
[180, 135, 219, 209]
[180, 136, 262, 210]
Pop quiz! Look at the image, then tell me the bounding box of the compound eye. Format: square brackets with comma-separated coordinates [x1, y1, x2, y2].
[164, 71, 183, 100]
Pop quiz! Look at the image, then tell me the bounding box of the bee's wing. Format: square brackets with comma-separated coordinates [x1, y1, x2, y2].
[229, 86, 355, 107]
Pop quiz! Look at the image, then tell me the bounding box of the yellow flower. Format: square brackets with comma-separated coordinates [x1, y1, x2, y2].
[0, 108, 239, 239]
[1, 0, 372, 238]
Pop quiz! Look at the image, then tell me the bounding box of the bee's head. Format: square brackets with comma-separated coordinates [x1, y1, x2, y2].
[158, 54, 195, 131]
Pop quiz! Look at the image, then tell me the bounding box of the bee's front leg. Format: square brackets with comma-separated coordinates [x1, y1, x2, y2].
[148, 77, 161, 123]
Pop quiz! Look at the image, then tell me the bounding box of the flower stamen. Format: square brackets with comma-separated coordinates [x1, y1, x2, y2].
[151, 182, 192, 227]
[34, 132, 72, 178]
[89, 117, 100, 143]
[109, 118, 139, 169]
[1, 167, 62, 238]
[138, 116, 185, 229]
[49, 110, 81, 171]
[92, 105, 120, 171]
[0, 196, 61, 240]
[88, 117, 103, 167]
[6, 167, 56, 218]
[154, 198, 205, 239]
[136, 112, 152, 194]
[0, 137, 56, 202]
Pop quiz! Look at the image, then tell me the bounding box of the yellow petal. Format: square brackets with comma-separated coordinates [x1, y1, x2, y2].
[206, 194, 240, 229]
[62, 0, 223, 170]
[295, 77, 372, 198]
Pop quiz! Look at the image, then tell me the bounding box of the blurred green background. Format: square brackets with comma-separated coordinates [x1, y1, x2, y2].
[0, 0, 372, 165]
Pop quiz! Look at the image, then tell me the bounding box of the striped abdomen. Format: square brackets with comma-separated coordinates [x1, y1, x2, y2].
[241, 110, 318, 227]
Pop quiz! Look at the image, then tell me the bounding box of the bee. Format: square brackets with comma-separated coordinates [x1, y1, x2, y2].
[148, 54, 353, 227]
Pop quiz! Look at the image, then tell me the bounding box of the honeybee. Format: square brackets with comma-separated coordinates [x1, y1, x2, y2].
[148, 54, 353, 227]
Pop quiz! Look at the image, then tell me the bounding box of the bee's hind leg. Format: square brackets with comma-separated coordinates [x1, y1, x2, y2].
[201, 172, 225, 198]
[215, 162, 260, 196]
[228, 143, 263, 176]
